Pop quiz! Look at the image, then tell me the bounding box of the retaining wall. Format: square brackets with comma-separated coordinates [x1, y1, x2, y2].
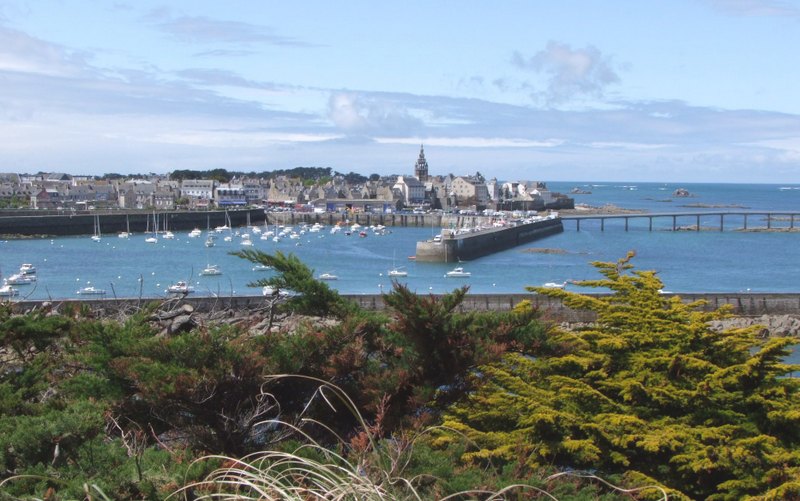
[7, 292, 800, 322]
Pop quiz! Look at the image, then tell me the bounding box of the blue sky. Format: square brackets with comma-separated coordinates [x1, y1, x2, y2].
[2, 0, 800, 182]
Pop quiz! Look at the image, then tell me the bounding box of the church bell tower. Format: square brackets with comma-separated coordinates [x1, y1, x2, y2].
[414, 144, 429, 182]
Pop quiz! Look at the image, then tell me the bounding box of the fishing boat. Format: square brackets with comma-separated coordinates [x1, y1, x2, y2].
[318, 272, 338, 281]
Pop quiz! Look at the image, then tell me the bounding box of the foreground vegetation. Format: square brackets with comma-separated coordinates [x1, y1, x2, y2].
[1, 251, 798, 499]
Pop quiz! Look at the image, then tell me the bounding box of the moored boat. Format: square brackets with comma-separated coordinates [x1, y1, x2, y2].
[0, 283, 19, 297]
[166, 281, 194, 294]
[200, 264, 222, 276]
[445, 266, 471, 278]
[76, 286, 106, 296]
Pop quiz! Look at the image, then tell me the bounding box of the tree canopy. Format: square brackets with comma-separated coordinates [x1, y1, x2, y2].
[436, 252, 800, 500]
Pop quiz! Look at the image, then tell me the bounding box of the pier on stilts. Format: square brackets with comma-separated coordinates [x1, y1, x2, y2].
[562, 211, 800, 232]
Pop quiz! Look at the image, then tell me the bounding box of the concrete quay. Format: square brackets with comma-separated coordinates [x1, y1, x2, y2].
[415, 217, 564, 262]
[7, 292, 800, 324]
[0, 208, 265, 237]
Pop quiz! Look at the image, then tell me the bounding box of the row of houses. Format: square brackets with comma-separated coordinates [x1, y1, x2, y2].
[0, 148, 572, 212]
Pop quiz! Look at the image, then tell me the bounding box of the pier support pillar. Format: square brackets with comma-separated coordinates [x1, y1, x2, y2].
[696, 215, 700, 231]
[672, 215, 676, 231]
[625, 217, 629, 231]
[649, 217, 652, 231]
[767, 214, 771, 229]
[792, 215, 795, 229]
[720, 214, 724, 232]
[744, 215, 748, 230]
[601, 218, 605, 231]
[576, 219, 580, 231]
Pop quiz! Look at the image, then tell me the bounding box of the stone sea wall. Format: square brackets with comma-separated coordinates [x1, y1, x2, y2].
[8, 292, 800, 321]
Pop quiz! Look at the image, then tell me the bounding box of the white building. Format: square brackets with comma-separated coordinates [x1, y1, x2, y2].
[392, 176, 425, 206]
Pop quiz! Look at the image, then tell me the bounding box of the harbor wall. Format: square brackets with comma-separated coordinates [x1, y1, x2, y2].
[0, 209, 264, 237]
[8, 292, 800, 323]
[415, 217, 564, 262]
[0, 210, 507, 237]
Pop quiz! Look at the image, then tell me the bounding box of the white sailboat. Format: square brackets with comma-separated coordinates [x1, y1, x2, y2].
[387, 251, 408, 277]
[162, 212, 175, 239]
[145, 211, 158, 243]
[90, 214, 101, 242]
[118, 215, 131, 238]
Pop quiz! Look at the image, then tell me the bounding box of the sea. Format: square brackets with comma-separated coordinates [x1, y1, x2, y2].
[1, 181, 800, 301]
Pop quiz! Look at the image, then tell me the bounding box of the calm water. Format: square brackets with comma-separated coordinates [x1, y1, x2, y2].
[1, 182, 799, 300]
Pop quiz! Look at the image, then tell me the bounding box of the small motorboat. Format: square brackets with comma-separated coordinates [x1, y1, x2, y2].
[252, 264, 273, 272]
[445, 267, 471, 278]
[318, 273, 338, 281]
[166, 281, 194, 294]
[542, 281, 568, 289]
[200, 264, 222, 276]
[19, 263, 37, 275]
[388, 268, 408, 278]
[262, 285, 291, 297]
[0, 283, 19, 297]
[5, 273, 34, 285]
[76, 286, 106, 296]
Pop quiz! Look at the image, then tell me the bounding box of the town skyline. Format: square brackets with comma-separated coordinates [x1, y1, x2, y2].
[2, 1, 800, 183]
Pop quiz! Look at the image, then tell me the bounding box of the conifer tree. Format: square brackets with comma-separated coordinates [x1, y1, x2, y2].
[436, 252, 800, 500]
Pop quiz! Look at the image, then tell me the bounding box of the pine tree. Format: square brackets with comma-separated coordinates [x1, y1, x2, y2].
[436, 252, 800, 500]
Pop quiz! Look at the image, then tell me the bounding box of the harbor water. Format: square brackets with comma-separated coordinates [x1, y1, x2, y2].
[0, 182, 799, 301]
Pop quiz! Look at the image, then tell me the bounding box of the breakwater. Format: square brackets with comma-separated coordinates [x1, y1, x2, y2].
[1, 209, 513, 237]
[415, 217, 564, 262]
[0, 209, 265, 237]
[8, 292, 800, 323]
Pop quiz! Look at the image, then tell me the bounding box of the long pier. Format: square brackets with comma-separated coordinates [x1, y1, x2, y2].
[562, 211, 800, 231]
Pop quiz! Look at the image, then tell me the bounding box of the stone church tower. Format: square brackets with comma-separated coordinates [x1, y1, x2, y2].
[413, 145, 429, 182]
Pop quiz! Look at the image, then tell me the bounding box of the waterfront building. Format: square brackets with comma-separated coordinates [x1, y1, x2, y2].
[215, 183, 247, 207]
[180, 179, 215, 209]
[450, 174, 491, 210]
[393, 175, 425, 207]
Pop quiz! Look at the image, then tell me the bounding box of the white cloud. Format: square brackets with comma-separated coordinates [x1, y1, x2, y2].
[374, 136, 564, 148]
[588, 142, 671, 151]
[512, 41, 620, 105]
[706, 0, 800, 17]
[146, 11, 315, 47]
[327, 92, 423, 134]
[0, 26, 90, 77]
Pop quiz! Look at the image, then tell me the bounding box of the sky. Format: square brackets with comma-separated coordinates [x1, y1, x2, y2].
[2, 0, 800, 183]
